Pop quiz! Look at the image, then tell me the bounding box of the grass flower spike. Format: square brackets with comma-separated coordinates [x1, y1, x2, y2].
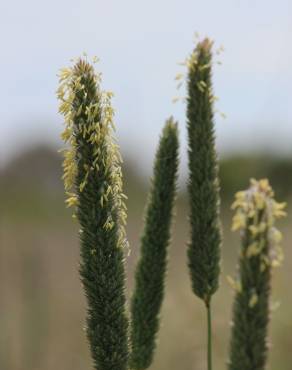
[228, 178, 286, 370]
[58, 58, 129, 370]
[186, 38, 221, 304]
[186, 38, 222, 370]
[130, 118, 179, 370]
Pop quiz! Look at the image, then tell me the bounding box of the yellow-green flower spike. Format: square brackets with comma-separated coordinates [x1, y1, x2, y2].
[57, 57, 129, 370]
[58, 58, 127, 249]
[228, 178, 287, 370]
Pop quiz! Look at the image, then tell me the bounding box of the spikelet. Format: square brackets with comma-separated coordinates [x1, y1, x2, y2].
[228, 179, 286, 370]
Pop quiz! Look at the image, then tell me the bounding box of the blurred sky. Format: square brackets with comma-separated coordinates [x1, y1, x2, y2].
[1, 0, 292, 171]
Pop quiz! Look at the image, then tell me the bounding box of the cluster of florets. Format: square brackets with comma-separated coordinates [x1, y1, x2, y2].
[228, 179, 286, 307]
[57, 57, 127, 248]
[232, 178, 286, 268]
[173, 36, 225, 118]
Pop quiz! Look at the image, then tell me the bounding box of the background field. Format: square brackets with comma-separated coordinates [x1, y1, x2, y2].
[1, 145, 291, 370]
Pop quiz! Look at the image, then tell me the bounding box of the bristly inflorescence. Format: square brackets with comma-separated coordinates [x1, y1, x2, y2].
[57, 57, 130, 370]
[57, 58, 127, 249]
[231, 178, 286, 274]
[130, 118, 179, 370]
[186, 37, 222, 306]
[228, 178, 286, 370]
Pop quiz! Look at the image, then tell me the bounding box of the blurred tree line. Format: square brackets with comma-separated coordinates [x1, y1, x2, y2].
[1, 146, 292, 211]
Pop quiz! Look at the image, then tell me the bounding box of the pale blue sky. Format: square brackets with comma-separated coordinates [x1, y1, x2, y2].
[1, 0, 292, 170]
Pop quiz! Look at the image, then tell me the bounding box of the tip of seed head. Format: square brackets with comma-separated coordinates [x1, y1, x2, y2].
[199, 38, 214, 52]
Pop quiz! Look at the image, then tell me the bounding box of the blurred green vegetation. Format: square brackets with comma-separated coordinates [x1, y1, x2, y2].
[1, 146, 291, 370]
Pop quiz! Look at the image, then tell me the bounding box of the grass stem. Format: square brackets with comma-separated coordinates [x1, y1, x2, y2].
[207, 303, 212, 370]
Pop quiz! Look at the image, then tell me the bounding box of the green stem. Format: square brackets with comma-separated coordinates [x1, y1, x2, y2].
[207, 302, 212, 370]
